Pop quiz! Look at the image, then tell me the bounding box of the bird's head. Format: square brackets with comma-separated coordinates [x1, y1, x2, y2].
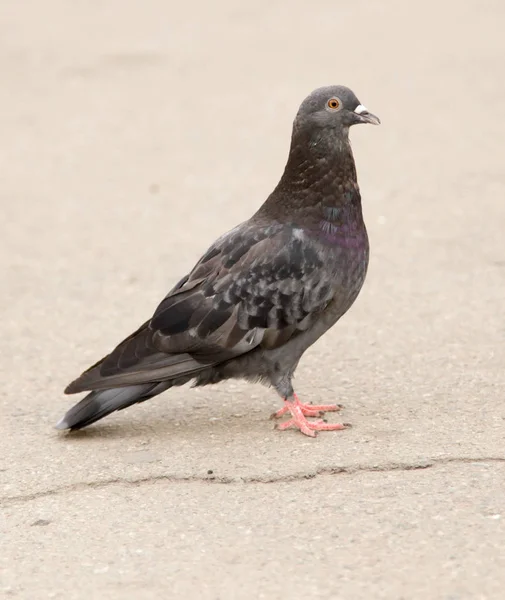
[294, 85, 380, 134]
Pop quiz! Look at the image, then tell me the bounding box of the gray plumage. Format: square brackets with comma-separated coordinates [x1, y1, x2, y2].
[57, 85, 380, 434]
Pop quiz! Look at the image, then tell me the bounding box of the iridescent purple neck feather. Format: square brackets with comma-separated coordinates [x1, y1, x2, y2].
[256, 122, 367, 251]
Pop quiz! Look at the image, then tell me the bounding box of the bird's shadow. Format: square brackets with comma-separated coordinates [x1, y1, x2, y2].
[54, 399, 272, 443]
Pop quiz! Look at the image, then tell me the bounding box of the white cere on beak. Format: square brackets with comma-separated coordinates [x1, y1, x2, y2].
[354, 104, 368, 114]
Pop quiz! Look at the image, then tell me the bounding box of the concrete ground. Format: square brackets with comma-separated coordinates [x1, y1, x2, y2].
[1, 1, 504, 598]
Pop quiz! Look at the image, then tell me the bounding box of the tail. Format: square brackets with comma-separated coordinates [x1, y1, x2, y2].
[55, 382, 171, 431]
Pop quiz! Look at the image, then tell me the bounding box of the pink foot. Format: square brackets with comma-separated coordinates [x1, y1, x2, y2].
[271, 393, 342, 419]
[275, 403, 350, 438]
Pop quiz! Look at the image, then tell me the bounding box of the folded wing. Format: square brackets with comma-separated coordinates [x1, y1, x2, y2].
[66, 222, 336, 393]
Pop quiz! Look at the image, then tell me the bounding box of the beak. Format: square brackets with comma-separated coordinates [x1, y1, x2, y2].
[354, 104, 381, 125]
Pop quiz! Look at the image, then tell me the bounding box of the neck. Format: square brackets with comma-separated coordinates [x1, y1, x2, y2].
[256, 125, 361, 221]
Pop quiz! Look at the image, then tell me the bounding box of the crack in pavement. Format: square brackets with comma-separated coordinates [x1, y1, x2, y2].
[2, 456, 505, 507]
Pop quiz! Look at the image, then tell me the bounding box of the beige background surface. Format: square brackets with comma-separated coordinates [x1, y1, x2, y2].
[1, 1, 504, 598]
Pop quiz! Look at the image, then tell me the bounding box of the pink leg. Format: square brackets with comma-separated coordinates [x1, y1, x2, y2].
[271, 393, 342, 419]
[274, 402, 350, 438]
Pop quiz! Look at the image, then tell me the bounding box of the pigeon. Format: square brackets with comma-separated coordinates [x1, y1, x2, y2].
[57, 85, 380, 437]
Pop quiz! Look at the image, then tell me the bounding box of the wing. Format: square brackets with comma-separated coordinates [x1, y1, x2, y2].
[150, 222, 335, 351]
[66, 222, 336, 393]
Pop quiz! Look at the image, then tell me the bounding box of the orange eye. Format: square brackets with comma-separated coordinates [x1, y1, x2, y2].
[327, 98, 341, 110]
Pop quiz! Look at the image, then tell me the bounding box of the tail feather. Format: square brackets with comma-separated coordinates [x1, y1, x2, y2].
[56, 382, 171, 431]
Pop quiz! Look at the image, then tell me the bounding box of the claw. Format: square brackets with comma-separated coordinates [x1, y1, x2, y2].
[273, 396, 350, 438]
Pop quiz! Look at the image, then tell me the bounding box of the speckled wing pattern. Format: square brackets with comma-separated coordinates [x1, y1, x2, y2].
[65, 222, 336, 393]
